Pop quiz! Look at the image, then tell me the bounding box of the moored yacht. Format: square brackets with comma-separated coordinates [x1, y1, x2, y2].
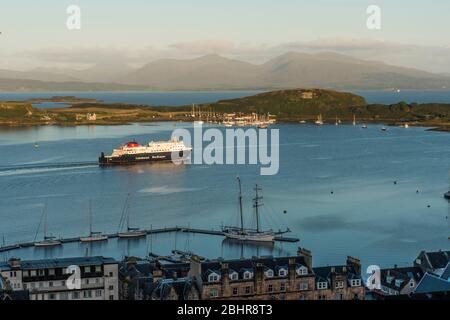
[118, 194, 147, 239]
[34, 204, 62, 248]
[80, 200, 108, 243]
[222, 178, 290, 243]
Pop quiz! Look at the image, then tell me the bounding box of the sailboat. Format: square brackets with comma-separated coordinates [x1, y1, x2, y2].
[353, 114, 357, 126]
[34, 204, 62, 248]
[315, 114, 324, 126]
[80, 200, 108, 243]
[118, 194, 147, 239]
[222, 178, 290, 243]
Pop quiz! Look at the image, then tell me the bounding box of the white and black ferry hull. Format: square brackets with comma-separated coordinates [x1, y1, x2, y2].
[99, 151, 190, 166]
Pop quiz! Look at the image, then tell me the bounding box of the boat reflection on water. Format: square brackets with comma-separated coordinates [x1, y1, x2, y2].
[114, 161, 189, 174]
[220, 238, 291, 259]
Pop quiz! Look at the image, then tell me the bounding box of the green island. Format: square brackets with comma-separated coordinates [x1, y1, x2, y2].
[0, 89, 449, 131]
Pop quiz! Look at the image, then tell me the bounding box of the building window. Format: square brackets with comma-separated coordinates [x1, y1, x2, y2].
[410, 281, 415, 288]
[48, 269, 55, 276]
[85, 279, 90, 285]
[109, 285, 114, 291]
[48, 293, 56, 300]
[317, 282, 328, 290]
[95, 289, 102, 297]
[335, 281, 344, 289]
[351, 279, 361, 287]
[72, 292, 80, 300]
[83, 290, 92, 299]
[23, 270, 29, 277]
[23, 283, 27, 290]
[209, 289, 219, 298]
[38, 270, 45, 276]
[278, 268, 287, 277]
[265, 270, 274, 278]
[296, 267, 308, 276]
[49, 281, 53, 287]
[299, 282, 308, 291]
[229, 272, 238, 281]
[267, 284, 273, 293]
[60, 292, 69, 300]
[95, 266, 102, 273]
[30, 270, 37, 277]
[245, 286, 251, 295]
[232, 287, 238, 296]
[243, 271, 253, 280]
[109, 295, 114, 300]
[109, 272, 113, 277]
[280, 282, 286, 291]
[208, 273, 220, 283]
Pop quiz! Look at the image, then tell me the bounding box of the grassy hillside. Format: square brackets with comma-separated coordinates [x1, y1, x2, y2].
[205, 89, 366, 119]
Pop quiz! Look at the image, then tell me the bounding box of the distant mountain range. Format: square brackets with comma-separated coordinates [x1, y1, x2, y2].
[2, 52, 450, 91]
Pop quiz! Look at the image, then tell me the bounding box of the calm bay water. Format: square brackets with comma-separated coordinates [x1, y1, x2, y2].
[0, 90, 449, 272]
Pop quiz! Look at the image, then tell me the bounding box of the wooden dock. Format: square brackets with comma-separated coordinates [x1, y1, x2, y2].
[0, 226, 299, 254]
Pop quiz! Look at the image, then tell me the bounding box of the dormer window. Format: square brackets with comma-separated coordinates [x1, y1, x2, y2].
[296, 266, 308, 276]
[395, 279, 404, 288]
[317, 282, 328, 290]
[265, 269, 274, 278]
[351, 279, 361, 287]
[335, 281, 344, 289]
[278, 268, 288, 277]
[208, 272, 221, 283]
[243, 271, 253, 280]
[229, 272, 238, 281]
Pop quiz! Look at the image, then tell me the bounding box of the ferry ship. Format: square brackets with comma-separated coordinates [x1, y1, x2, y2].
[99, 137, 191, 165]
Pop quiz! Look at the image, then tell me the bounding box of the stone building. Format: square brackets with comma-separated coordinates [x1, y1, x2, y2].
[188, 248, 364, 300]
[0, 256, 119, 300]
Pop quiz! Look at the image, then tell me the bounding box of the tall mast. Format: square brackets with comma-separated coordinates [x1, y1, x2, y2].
[237, 177, 244, 232]
[43, 204, 48, 239]
[126, 194, 131, 231]
[88, 199, 93, 236]
[253, 185, 263, 232]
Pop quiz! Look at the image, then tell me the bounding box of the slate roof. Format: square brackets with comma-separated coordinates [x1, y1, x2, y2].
[200, 256, 311, 282]
[380, 267, 424, 292]
[313, 265, 361, 283]
[414, 272, 450, 294]
[151, 277, 198, 300]
[0, 256, 117, 271]
[441, 262, 450, 281]
[424, 251, 450, 269]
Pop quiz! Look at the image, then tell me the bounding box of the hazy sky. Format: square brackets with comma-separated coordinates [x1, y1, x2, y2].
[1, 0, 450, 72]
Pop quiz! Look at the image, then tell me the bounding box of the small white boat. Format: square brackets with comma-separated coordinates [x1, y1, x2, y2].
[34, 238, 62, 247]
[362, 124, 368, 129]
[118, 229, 147, 239]
[381, 127, 388, 132]
[315, 114, 324, 126]
[299, 120, 307, 124]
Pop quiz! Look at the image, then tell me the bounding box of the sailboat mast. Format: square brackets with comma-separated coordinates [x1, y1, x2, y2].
[88, 199, 93, 236]
[126, 194, 131, 231]
[43, 204, 48, 240]
[253, 185, 263, 232]
[237, 177, 244, 232]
